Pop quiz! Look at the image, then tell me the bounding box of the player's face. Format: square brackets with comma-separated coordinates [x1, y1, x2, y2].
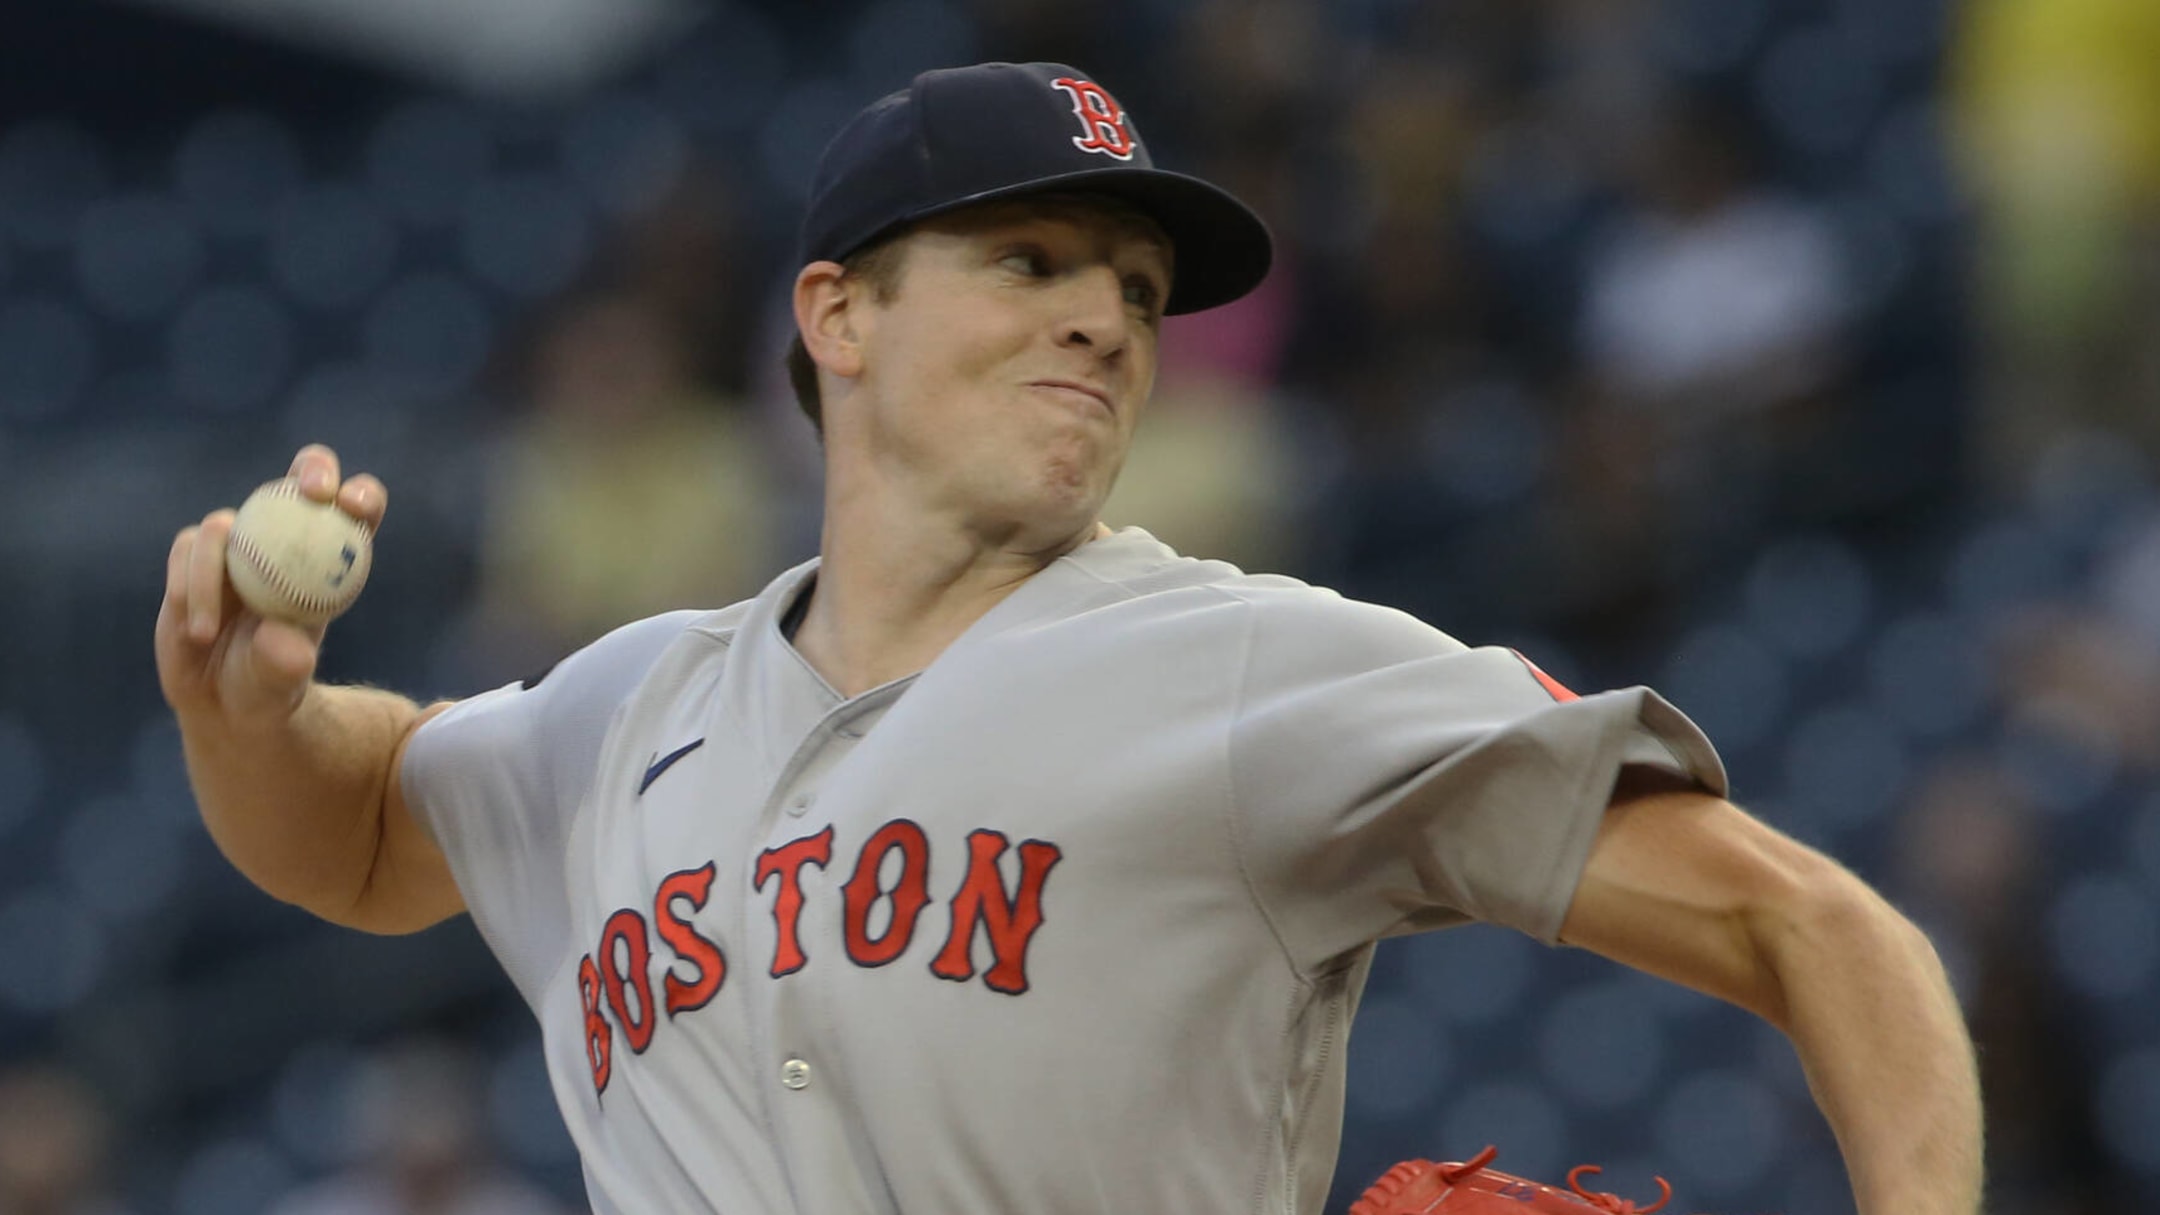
[845, 199, 1172, 543]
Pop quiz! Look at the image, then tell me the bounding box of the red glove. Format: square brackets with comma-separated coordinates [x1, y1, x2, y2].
[1348, 1145, 1678, 1215]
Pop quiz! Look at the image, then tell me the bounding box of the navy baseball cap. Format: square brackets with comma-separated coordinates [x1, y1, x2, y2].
[798, 62, 1273, 316]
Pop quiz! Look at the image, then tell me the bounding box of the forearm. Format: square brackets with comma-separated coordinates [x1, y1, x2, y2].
[179, 682, 421, 919]
[1763, 869, 1983, 1215]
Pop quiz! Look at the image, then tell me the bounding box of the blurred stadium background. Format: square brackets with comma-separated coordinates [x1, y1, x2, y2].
[0, 0, 2155, 1211]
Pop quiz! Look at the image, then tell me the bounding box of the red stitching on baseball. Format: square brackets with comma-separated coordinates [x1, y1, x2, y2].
[228, 526, 337, 614]
[229, 479, 370, 616]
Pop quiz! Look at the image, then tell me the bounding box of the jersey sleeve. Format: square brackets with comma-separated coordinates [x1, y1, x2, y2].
[1224, 591, 1725, 972]
[399, 610, 706, 1002]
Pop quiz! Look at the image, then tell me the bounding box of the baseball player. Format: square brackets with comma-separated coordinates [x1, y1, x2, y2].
[157, 63, 1982, 1215]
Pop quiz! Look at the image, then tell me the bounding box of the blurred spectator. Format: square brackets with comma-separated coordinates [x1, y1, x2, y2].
[1176, 0, 1329, 153]
[1897, 535, 2160, 1208]
[956, 0, 1127, 76]
[0, 1065, 130, 1215]
[594, 164, 760, 399]
[1893, 758, 2128, 1215]
[460, 288, 777, 681]
[1995, 600, 2160, 777]
[1581, 96, 1849, 427]
[2096, 492, 2160, 666]
[1951, 0, 2160, 481]
[267, 1040, 566, 1215]
[1556, 95, 1854, 625]
[1344, 56, 1480, 241]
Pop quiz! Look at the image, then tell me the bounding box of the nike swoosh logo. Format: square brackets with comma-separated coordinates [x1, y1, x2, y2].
[638, 738, 706, 796]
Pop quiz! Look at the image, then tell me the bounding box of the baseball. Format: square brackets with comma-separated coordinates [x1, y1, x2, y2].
[225, 478, 374, 627]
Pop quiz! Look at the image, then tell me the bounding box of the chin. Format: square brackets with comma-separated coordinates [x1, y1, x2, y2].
[957, 437, 1120, 545]
[1036, 454, 1117, 524]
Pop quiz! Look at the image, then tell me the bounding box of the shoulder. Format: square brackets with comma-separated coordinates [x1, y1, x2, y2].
[398, 604, 759, 857]
[1221, 578, 1463, 661]
[1081, 529, 1448, 634]
[1070, 527, 1467, 667]
[1196, 572, 1471, 681]
[423, 603, 750, 743]
[528, 603, 751, 694]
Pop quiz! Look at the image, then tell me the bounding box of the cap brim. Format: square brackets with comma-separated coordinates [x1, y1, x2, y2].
[885, 167, 1274, 315]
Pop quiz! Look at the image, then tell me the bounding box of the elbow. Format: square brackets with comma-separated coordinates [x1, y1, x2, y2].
[1742, 851, 1940, 1035]
[269, 869, 387, 934]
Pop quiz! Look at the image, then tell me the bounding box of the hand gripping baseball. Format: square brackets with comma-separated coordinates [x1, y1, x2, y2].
[1349, 1145, 1682, 1215]
[155, 444, 388, 729]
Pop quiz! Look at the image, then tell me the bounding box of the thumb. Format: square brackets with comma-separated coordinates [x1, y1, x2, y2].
[237, 617, 322, 710]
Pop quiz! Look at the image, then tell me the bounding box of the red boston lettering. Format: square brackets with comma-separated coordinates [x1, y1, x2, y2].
[575, 822, 1068, 1092]
[599, 909, 658, 1053]
[578, 953, 612, 1096]
[756, 827, 834, 977]
[842, 819, 933, 967]
[930, 829, 1063, 994]
[654, 863, 727, 1016]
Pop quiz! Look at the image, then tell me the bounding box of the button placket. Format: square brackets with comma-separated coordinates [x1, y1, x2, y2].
[753, 693, 894, 1122]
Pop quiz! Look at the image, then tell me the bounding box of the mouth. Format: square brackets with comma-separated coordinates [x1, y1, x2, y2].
[1030, 380, 1115, 416]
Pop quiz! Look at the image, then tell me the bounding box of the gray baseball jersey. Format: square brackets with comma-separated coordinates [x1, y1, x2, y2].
[402, 527, 1725, 1215]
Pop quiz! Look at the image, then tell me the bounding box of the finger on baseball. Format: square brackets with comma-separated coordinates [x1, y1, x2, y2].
[337, 473, 387, 530]
[187, 510, 237, 643]
[289, 444, 342, 501]
[250, 617, 321, 689]
[155, 530, 203, 688]
[166, 526, 197, 613]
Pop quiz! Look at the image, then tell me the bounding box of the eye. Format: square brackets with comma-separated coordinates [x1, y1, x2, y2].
[1123, 277, 1166, 321]
[999, 247, 1051, 277]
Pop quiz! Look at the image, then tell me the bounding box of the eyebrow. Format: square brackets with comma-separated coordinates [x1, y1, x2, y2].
[1095, 215, 1174, 271]
[949, 203, 1175, 283]
[1127, 227, 1173, 258]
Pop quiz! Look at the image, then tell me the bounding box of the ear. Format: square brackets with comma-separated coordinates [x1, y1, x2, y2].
[793, 261, 866, 384]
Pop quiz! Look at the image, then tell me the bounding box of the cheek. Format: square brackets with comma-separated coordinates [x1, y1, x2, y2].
[1130, 337, 1159, 413]
[880, 302, 1019, 404]
[860, 318, 1019, 471]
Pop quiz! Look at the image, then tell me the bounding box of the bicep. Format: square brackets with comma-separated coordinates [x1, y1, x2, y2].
[347, 700, 467, 935]
[1558, 779, 1837, 1028]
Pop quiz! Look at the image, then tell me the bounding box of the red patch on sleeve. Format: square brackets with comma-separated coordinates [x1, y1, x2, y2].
[1509, 649, 1579, 702]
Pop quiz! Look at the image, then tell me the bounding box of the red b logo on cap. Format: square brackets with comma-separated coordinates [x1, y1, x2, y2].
[1051, 77, 1137, 161]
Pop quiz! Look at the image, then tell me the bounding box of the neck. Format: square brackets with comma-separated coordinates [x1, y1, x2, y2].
[793, 481, 1107, 697]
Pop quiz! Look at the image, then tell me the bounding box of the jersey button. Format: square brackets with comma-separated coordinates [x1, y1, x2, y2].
[787, 792, 815, 817]
[780, 1058, 812, 1090]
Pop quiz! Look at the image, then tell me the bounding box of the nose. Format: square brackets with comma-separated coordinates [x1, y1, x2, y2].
[1054, 265, 1134, 361]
